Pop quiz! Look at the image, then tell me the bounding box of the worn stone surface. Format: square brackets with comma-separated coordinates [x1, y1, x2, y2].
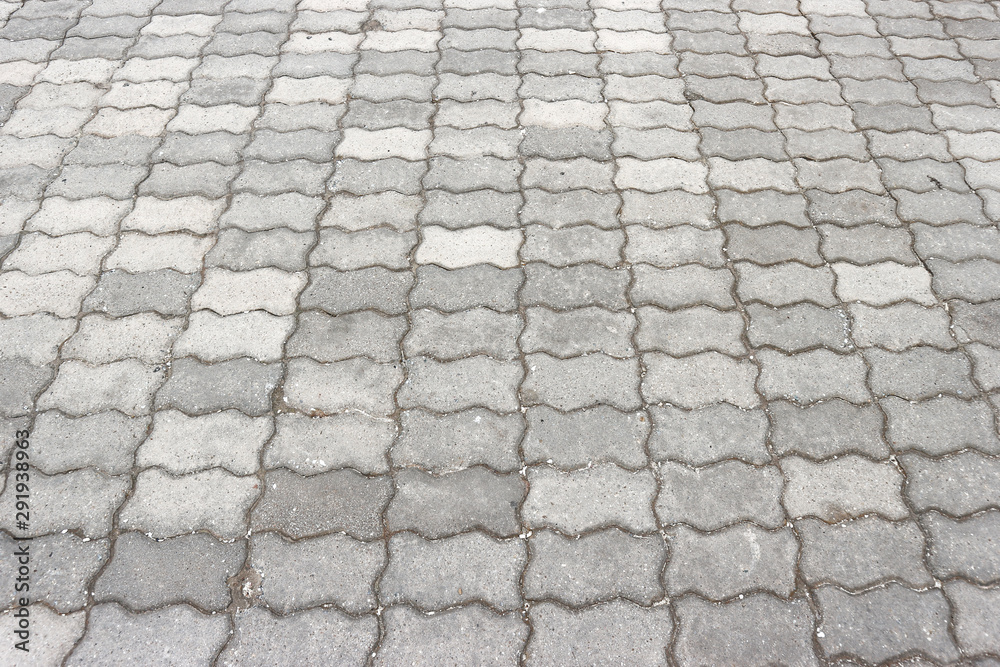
[3, 0, 999, 660]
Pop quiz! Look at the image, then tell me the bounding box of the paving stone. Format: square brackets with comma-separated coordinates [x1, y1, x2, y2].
[39, 360, 166, 417]
[405, 308, 520, 360]
[136, 410, 270, 475]
[946, 580, 1000, 656]
[377, 605, 527, 667]
[770, 400, 888, 459]
[523, 406, 648, 469]
[0, 468, 128, 538]
[219, 607, 376, 667]
[656, 460, 785, 530]
[399, 356, 521, 412]
[0, 531, 107, 612]
[649, 403, 769, 465]
[746, 303, 849, 352]
[265, 412, 394, 475]
[251, 532, 384, 613]
[381, 531, 525, 611]
[524, 528, 666, 606]
[156, 357, 280, 416]
[522, 307, 633, 358]
[30, 410, 149, 475]
[251, 468, 391, 540]
[523, 464, 656, 534]
[782, 455, 909, 521]
[736, 262, 837, 307]
[666, 524, 798, 600]
[815, 585, 960, 664]
[388, 466, 524, 538]
[866, 347, 977, 399]
[522, 353, 640, 411]
[118, 468, 259, 540]
[94, 532, 243, 611]
[637, 306, 745, 356]
[83, 269, 199, 317]
[884, 395, 1000, 455]
[394, 408, 522, 473]
[523, 264, 629, 310]
[0, 606, 84, 666]
[798, 516, 932, 589]
[901, 451, 1000, 515]
[923, 510, 1000, 583]
[0, 358, 53, 417]
[66, 604, 230, 666]
[850, 303, 956, 351]
[674, 596, 818, 667]
[527, 601, 672, 667]
[0, 270, 95, 318]
[758, 349, 870, 404]
[643, 352, 759, 409]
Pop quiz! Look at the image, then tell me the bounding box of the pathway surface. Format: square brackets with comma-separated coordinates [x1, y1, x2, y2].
[1, 0, 1000, 664]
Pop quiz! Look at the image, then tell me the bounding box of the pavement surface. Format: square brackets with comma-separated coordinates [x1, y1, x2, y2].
[1, 0, 1000, 664]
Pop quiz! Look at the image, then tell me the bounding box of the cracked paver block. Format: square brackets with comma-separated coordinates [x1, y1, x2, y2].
[523, 465, 657, 534]
[66, 604, 230, 666]
[380, 531, 525, 612]
[769, 400, 888, 459]
[93, 532, 244, 611]
[665, 524, 798, 600]
[118, 468, 259, 539]
[283, 357, 403, 417]
[923, 511, 1000, 583]
[30, 411, 149, 475]
[523, 406, 648, 469]
[0, 532, 106, 612]
[251, 532, 384, 614]
[642, 352, 759, 409]
[798, 517, 932, 589]
[782, 455, 909, 521]
[649, 404, 769, 465]
[815, 585, 960, 664]
[251, 469, 391, 540]
[674, 595, 818, 667]
[522, 353, 641, 411]
[527, 601, 673, 667]
[524, 528, 666, 606]
[946, 580, 1000, 656]
[377, 605, 527, 667]
[656, 460, 785, 530]
[219, 608, 376, 667]
[399, 356, 522, 412]
[388, 467, 525, 538]
[394, 408, 523, 473]
[156, 358, 281, 416]
[136, 410, 271, 475]
[265, 413, 395, 475]
[0, 606, 84, 666]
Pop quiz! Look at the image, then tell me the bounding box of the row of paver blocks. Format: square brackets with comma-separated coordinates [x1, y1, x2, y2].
[1, 0, 999, 663]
